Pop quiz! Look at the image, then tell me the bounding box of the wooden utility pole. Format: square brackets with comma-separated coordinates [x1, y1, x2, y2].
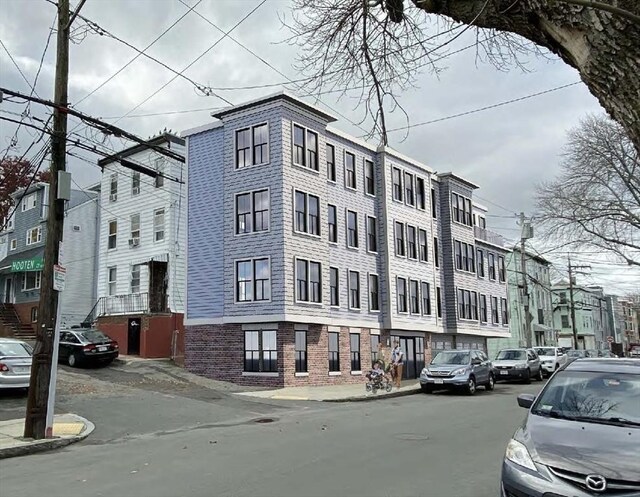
[519, 213, 533, 348]
[24, 0, 70, 439]
[567, 257, 591, 350]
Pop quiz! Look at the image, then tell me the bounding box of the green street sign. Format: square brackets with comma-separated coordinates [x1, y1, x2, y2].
[11, 257, 44, 272]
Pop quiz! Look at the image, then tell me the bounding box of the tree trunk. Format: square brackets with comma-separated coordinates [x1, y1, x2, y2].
[412, 0, 640, 153]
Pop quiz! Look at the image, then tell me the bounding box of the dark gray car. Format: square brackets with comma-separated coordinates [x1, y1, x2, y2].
[501, 358, 640, 497]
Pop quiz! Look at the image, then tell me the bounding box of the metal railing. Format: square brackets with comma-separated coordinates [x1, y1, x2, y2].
[82, 293, 165, 327]
[474, 226, 505, 247]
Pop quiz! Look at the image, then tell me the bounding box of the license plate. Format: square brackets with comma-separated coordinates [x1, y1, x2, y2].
[434, 379, 444, 384]
[13, 366, 29, 373]
[500, 370, 509, 375]
[97, 346, 107, 352]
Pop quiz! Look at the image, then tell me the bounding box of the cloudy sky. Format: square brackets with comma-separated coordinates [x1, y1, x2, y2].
[1, 0, 637, 294]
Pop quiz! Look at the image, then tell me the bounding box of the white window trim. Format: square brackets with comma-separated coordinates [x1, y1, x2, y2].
[327, 204, 338, 245]
[368, 272, 380, 313]
[366, 215, 378, 254]
[343, 150, 357, 191]
[328, 371, 342, 376]
[10, 239, 17, 251]
[242, 372, 279, 377]
[22, 271, 42, 291]
[107, 220, 118, 251]
[347, 269, 361, 311]
[391, 166, 404, 204]
[406, 225, 418, 261]
[404, 171, 415, 207]
[291, 121, 318, 173]
[421, 281, 432, 316]
[326, 143, 337, 183]
[452, 237, 477, 275]
[233, 256, 272, 304]
[109, 173, 118, 201]
[130, 213, 141, 242]
[295, 372, 310, 377]
[396, 276, 409, 315]
[363, 159, 375, 197]
[107, 267, 117, 296]
[130, 264, 142, 294]
[329, 266, 340, 308]
[25, 226, 42, 246]
[345, 209, 359, 250]
[21, 193, 37, 212]
[350, 371, 363, 376]
[235, 121, 271, 170]
[408, 278, 420, 315]
[294, 256, 323, 306]
[415, 176, 426, 211]
[394, 221, 406, 259]
[234, 187, 271, 237]
[131, 172, 141, 196]
[418, 228, 428, 263]
[450, 191, 473, 228]
[154, 208, 166, 243]
[292, 188, 321, 239]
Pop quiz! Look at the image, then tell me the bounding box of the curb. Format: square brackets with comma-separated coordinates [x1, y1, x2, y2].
[322, 387, 422, 403]
[0, 415, 95, 459]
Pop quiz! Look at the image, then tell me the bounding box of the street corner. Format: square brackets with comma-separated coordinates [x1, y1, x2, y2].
[0, 413, 95, 459]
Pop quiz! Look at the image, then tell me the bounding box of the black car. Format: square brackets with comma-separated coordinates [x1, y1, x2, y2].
[58, 329, 119, 367]
[501, 358, 640, 497]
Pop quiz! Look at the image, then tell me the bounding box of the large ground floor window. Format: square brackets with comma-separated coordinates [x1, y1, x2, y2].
[244, 329, 277, 372]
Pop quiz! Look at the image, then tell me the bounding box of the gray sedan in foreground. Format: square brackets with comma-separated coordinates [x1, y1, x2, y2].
[0, 338, 33, 390]
[501, 358, 640, 497]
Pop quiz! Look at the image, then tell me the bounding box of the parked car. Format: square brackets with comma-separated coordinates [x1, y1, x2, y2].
[599, 350, 618, 358]
[501, 358, 640, 497]
[0, 338, 33, 390]
[534, 347, 568, 377]
[493, 348, 543, 383]
[420, 349, 494, 395]
[629, 344, 640, 358]
[58, 329, 118, 367]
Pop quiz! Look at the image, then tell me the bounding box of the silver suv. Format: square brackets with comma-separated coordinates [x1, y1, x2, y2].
[493, 348, 543, 383]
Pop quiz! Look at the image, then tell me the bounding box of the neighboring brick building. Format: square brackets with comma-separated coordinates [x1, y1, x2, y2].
[183, 92, 510, 387]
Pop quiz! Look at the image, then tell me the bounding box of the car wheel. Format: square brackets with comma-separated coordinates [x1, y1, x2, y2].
[68, 353, 78, 367]
[421, 384, 433, 394]
[466, 376, 476, 395]
[536, 368, 544, 381]
[524, 369, 531, 384]
[485, 374, 495, 391]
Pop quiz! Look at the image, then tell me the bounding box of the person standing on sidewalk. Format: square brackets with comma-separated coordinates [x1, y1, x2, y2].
[391, 340, 404, 388]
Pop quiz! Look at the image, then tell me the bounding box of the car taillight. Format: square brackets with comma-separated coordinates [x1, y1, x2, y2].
[0, 363, 9, 372]
[83, 345, 96, 353]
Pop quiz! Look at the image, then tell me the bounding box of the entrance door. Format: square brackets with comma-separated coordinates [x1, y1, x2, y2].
[394, 336, 426, 380]
[128, 318, 141, 355]
[3, 278, 14, 304]
[148, 261, 168, 313]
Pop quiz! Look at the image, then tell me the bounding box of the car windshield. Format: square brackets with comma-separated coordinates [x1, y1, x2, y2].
[431, 351, 470, 365]
[567, 350, 585, 357]
[496, 350, 526, 361]
[0, 342, 32, 357]
[535, 348, 556, 356]
[532, 371, 640, 427]
[79, 330, 110, 343]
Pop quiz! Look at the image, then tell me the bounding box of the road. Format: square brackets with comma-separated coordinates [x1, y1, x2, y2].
[0, 360, 543, 497]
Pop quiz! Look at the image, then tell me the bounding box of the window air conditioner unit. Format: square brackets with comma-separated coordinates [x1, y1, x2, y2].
[132, 187, 140, 195]
[129, 238, 140, 247]
[109, 194, 118, 202]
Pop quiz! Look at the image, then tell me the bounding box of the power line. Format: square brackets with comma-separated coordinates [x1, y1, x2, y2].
[474, 194, 517, 216]
[0, 39, 41, 98]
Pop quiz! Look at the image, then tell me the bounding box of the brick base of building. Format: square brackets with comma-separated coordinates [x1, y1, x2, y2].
[13, 302, 39, 332]
[96, 313, 184, 358]
[185, 322, 438, 387]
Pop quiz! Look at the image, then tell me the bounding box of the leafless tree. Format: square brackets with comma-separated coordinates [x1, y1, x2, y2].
[286, 1, 640, 152]
[535, 115, 640, 267]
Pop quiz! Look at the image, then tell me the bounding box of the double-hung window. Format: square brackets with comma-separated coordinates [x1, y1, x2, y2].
[293, 125, 305, 166]
[421, 282, 431, 315]
[296, 259, 321, 303]
[130, 214, 140, 243]
[328, 332, 340, 372]
[471, 292, 478, 321]
[22, 193, 37, 212]
[501, 298, 509, 324]
[476, 249, 485, 277]
[455, 240, 463, 270]
[346, 210, 358, 248]
[348, 270, 360, 309]
[132, 172, 140, 195]
[369, 274, 379, 311]
[326, 144, 336, 181]
[407, 225, 417, 259]
[131, 264, 141, 294]
[409, 279, 420, 314]
[236, 123, 269, 168]
[418, 229, 428, 262]
[397, 277, 407, 313]
[253, 190, 270, 232]
[416, 177, 426, 209]
[154, 209, 165, 241]
[498, 256, 506, 283]
[452, 193, 460, 222]
[364, 160, 375, 195]
[330, 267, 339, 306]
[236, 258, 271, 302]
[294, 191, 320, 236]
[110, 174, 118, 201]
[392, 167, 403, 201]
[295, 330, 307, 373]
[155, 159, 165, 188]
[22, 271, 42, 291]
[366, 216, 377, 253]
[328, 204, 338, 243]
[350, 333, 361, 372]
[108, 221, 117, 249]
[431, 188, 437, 218]
[488, 253, 496, 280]
[306, 130, 318, 171]
[395, 221, 405, 256]
[108, 267, 117, 295]
[491, 296, 499, 323]
[436, 287, 442, 317]
[345, 151, 356, 189]
[25, 226, 42, 246]
[480, 295, 488, 323]
[404, 172, 414, 206]
[244, 329, 277, 373]
[237, 193, 252, 234]
[434, 237, 439, 268]
[458, 289, 466, 319]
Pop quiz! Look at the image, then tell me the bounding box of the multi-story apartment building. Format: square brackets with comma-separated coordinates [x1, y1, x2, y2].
[620, 298, 639, 348]
[183, 92, 510, 387]
[488, 248, 555, 358]
[552, 282, 611, 349]
[91, 133, 186, 358]
[0, 182, 98, 337]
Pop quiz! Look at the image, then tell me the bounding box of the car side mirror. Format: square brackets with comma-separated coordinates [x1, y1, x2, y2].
[517, 394, 535, 409]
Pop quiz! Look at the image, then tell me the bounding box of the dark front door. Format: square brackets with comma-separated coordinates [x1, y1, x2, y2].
[3, 278, 13, 303]
[128, 318, 141, 355]
[148, 261, 168, 313]
[393, 336, 426, 380]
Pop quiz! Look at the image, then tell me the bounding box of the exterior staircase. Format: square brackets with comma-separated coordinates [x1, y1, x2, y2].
[0, 303, 36, 341]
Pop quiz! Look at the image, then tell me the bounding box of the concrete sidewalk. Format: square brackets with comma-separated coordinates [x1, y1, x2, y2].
[236, 380, 421, 402]
[0, 413, 94, 459]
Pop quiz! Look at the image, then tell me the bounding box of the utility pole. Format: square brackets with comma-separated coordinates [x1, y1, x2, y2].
[519, 213, 533, 348]
[567, 257, 591, 350]
[24, 0, 71, 439]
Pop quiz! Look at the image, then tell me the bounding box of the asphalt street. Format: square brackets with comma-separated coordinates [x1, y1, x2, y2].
[0, 361, 543, 497]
